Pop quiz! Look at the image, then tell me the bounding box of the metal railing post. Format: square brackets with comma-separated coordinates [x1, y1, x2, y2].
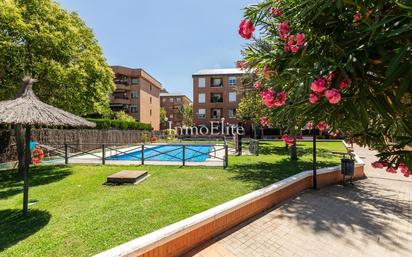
[182, 145, 186, 166]
[102, 144, 106, 165]
[141, 144, 145, 165]
[64, 144, 68, 164]
[224, 144, 228, 168]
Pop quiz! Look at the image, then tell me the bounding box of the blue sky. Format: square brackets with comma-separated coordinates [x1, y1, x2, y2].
[55, 0, 255, 100]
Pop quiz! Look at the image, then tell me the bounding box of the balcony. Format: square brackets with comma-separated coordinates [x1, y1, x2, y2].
[114, 78, 129, 85]
[115, 84, 131, 91]
[111, 97, 130, 105]
[210, 78, 223, 88]
[210, 94, 223, 103]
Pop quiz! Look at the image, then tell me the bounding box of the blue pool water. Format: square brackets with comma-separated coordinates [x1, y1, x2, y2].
[107, 145, 213, 162]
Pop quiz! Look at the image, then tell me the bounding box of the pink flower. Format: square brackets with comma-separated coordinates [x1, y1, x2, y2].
[326, 71, 336, 84]
[260, 117, 269, 127]
[271, 8, 283, 17]
[296, 33, 305, 46]
[282, 134, 294, 146]
[284, 44, 290, 53]
[310, 79, 326, 93]
[399, 163, 410, 177]
[317, 121, 329, 131]
[260, 89, 286, 108]
[277, 20, 290, 37]
[274, 91, 287, 106]
[309, 93, 320, 104]
[354, 11, 362, 22]
[254, 81, 262, 90]
[260, 89, 275, 108]
[306, 122, 313, 129]
[372, 161, 387, 169]
[339, 79, 351, 89]
[290, 45, 299, 53]
[238, 20, 255, 39]
[263, 65, 272, 80]
[324, 88, 341, 104]
[236, 61, 247, 70]
[386, 167, 397, 173]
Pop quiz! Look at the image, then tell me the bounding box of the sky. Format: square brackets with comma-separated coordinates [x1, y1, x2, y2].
[55, 0, 256, 100]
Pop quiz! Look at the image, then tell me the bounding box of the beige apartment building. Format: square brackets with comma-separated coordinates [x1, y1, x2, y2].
[160, 91, 192, 130]
[192, 68, 246, 128]
[110, 66, 162, 130]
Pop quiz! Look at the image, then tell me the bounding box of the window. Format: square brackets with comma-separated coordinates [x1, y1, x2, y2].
[197, 109, 206, 118]
[228, 77, 237, 86]
[228, 109, 236, 118]
[150, 109, 152, 116]
[169, 98, 174, 103]
[229, 92, 237, 102]
[131, 78, 139, 85]
[198, 77, 205, 88]
[150, 85, 152, 91]
[211, 78, 222, 87]
[162, 98, 166, 103]
[211, 109, 222, 119]
[150, 97, 152, 104]
[169, 114, 174, 119]
[198, 93, 205, 103]
[131, 91, 138, 98]
[176, 97, 181, 102]
[130, 105, 138, 113]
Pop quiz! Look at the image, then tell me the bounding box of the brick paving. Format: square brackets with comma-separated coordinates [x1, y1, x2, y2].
[185, 145, 412, 257]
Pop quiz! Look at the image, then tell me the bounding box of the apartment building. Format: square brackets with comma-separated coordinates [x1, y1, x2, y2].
[110, 66, 162, 130]
[160, 92, 192, 130]
[192, 68, 246, 128]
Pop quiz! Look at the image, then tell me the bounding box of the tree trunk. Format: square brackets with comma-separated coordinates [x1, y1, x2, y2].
[291, 135, 298, 160]
[14, 125, 25, 175]
[23, 127, 31, 216]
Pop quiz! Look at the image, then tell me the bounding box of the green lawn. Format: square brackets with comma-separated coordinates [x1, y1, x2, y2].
[0, 141, 344, 257]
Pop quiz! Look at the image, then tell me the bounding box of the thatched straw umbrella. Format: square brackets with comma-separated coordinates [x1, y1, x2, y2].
[0, 77, 95, 215]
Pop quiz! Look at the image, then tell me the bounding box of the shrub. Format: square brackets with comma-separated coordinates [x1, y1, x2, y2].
[86, 118, 151, 130]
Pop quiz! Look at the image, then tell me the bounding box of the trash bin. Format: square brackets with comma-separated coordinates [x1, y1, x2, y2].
[341, 155, 355, 176]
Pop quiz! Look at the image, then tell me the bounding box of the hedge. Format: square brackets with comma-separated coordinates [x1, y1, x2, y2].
[86, 118, 152, 130]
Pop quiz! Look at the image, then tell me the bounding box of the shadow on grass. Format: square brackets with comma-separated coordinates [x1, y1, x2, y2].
[228, 159, 338, 190]
[0, 209, 51, 251]
[0, 166, 71, 199]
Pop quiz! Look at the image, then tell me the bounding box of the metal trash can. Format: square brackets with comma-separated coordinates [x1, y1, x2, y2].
[341, 158, 355, 176]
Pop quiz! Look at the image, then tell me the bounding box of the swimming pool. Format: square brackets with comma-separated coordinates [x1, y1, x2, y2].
[107, 145, 213, 162]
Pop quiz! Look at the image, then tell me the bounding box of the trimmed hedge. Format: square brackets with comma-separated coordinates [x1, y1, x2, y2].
[86, 118, 152, 130]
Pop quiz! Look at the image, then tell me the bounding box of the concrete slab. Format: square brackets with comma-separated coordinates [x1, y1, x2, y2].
[107, 170, 148, 184]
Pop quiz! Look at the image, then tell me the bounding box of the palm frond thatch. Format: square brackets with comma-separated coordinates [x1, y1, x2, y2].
[0, 77, 95, 128]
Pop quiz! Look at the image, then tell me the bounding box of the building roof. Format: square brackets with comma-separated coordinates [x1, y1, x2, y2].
[159, 92, 192, 102]
[111, 65, 163, 89]
[192, 68, 246, 76]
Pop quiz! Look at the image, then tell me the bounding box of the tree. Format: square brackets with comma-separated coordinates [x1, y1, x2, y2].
[160, 107, 167, 126]
[178, 105, 194, 127]
[238, 0, 412, 174]
[0, 0, 115, 175]
[114, 111, 135, 122]
[0, 0, 115, 115]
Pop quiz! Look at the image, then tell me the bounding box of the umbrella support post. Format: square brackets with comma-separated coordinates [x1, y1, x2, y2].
[23, 126, 31, 216]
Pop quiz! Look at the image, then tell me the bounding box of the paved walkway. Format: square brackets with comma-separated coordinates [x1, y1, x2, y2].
[185, 145, 412, 257]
